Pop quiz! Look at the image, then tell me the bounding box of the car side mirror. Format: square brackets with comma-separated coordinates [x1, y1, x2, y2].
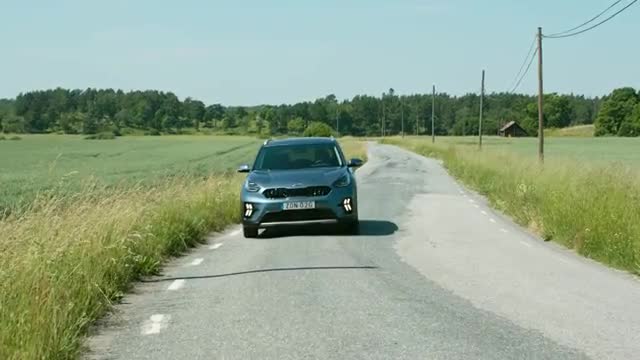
[347, 158, 363, 168]
[237, 164, 251, 173]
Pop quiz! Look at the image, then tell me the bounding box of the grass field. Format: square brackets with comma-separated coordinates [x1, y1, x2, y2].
[545, 124, 594, 137]
[0, 135, 262, 212]
[383, 136, 640, 277]
[0, 134, 367, 359]
[408, 135, 640, 165]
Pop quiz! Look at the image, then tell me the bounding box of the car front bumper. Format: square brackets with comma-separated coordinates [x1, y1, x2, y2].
[241, 186, 358, 228]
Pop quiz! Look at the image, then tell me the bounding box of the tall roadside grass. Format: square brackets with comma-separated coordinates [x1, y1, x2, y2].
[0, 174, 243, 359]
[339, 137, 369, 162]
[382, 138, 640, 275]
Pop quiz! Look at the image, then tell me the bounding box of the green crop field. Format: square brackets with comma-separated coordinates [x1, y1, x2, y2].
[0, 135, 262, 211]
[403, 136, 640, 165]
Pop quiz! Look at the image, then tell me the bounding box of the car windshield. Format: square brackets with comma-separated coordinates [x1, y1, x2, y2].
[253, 143, 343, 170]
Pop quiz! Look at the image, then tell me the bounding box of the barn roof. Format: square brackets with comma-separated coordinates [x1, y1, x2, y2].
[499, 121, 518, 132]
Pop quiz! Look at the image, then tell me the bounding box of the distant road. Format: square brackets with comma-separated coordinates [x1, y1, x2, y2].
[87, 143, 640, 360]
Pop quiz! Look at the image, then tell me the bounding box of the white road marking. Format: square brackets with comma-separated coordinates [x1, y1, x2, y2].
[473, 204, 480, 209]
[187, 258, 204, 266]
[489, 218, 496, 223]
[468, 199, 475, 203]
[167, 279, 185, 291]
[141, 314, 170, 335]
[480, 210, 488, 216]
[209, 243, 223, 250]
[459, 190, 464, 194]
[500, 228, 509, 233]
[519, 240, 533, 248]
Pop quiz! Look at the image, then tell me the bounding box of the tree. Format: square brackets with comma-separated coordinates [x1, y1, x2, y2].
[595, 87, 638, 136]
[303, 121, 334, 137]
[287, 117, 306, 135]
[545, 94, 572, 128]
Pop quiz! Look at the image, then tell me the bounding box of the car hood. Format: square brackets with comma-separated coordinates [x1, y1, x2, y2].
[248, 167, 347, 188]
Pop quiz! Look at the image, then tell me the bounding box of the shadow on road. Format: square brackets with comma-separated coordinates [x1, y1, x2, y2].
[259, 219, 398, 238]
[144, 266, 378, 283]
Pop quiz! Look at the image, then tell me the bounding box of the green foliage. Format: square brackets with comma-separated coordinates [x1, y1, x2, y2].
[84, 132, 116, 140]
[8, 136, 21, 140]
[0, 135, 5, 140]
[5, 88, 603, 137]
[303, 121, 334, 137]
[144, 129, 161, 136]
[287, 117, 306, 135]
[595, 87, 639, 137]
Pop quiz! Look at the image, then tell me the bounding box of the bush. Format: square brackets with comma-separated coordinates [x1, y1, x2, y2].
[119, 127, 139, 136]
[0, 135, 5, 141]
[303, 122, 334, 137]
[144, 129, 161, 136]
[9, 136, 21, 141]
[84, 132, 116, 140]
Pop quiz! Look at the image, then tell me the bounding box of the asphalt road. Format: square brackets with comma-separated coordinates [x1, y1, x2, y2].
[87, 143, 640, 360]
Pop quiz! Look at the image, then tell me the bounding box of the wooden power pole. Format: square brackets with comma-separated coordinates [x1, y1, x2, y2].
[431, 85, 436, 143]
[479, 70, 485, 149]
[537, 27, 545, 162]
[401, 100, 405, 138]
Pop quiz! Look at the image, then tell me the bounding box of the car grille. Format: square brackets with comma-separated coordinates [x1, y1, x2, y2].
[261, 209, 336, 223]
[263, 186, 331, 199]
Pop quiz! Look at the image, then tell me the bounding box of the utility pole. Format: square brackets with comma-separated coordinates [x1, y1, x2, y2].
[479, 69, 485, 149]
[537, 27, 545, 162]
[381, 95, 385, 138]
[431, 85, 436, 143]
[335, 103, 339, 136]
[401, 99, 405, 138]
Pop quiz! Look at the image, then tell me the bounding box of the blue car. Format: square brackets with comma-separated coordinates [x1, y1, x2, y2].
[237, 137, 363, 238]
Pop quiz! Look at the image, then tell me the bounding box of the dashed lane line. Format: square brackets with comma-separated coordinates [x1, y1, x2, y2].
[141, 314, 170, 335]
[167, 279, 185, 291]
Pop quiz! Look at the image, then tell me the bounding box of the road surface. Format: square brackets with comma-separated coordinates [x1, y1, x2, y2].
[87, 143, 640, 360]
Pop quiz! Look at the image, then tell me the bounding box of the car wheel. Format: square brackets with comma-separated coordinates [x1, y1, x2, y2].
[243, 226, 259, 238]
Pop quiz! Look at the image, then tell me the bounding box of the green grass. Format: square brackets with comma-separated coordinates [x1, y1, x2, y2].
[409, 135, 640, 165]
[545, 124, 594, 137]
[383, 136, 640, 276]
[0, 135, 262, 212]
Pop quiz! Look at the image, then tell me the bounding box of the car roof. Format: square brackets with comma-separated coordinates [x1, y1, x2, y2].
[263, 137, 336, 147]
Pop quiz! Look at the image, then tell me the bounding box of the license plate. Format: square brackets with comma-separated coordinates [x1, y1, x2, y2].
[282, 201, 315, 210]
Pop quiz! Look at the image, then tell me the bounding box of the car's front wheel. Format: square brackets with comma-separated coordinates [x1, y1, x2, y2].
[243, 226, 259, 238]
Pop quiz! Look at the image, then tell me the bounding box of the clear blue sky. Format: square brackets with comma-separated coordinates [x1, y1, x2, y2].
[1, 0, 638, 105]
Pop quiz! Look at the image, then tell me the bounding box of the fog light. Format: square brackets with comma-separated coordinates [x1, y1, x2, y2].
[342, 198, 353, 213]
[244, 203, 254, 218]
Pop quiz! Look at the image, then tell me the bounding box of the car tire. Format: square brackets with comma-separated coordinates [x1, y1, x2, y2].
[243, 226, 259, 238]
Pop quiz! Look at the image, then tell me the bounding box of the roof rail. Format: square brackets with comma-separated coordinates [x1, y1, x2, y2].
[263, 138, 272, 146]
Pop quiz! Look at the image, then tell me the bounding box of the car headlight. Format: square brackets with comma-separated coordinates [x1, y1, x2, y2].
[244, 181, 261, 192]
[333, 174, 351, 188]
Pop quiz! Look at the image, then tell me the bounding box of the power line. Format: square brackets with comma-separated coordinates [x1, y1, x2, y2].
[545, 0, 624, 37]
[510, 47, 538, 93]
[507, 35, 537, 92]
[545, 0, 638, 39]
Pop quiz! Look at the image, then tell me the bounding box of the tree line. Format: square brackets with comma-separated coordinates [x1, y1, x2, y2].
[0, 86, 634, 137]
